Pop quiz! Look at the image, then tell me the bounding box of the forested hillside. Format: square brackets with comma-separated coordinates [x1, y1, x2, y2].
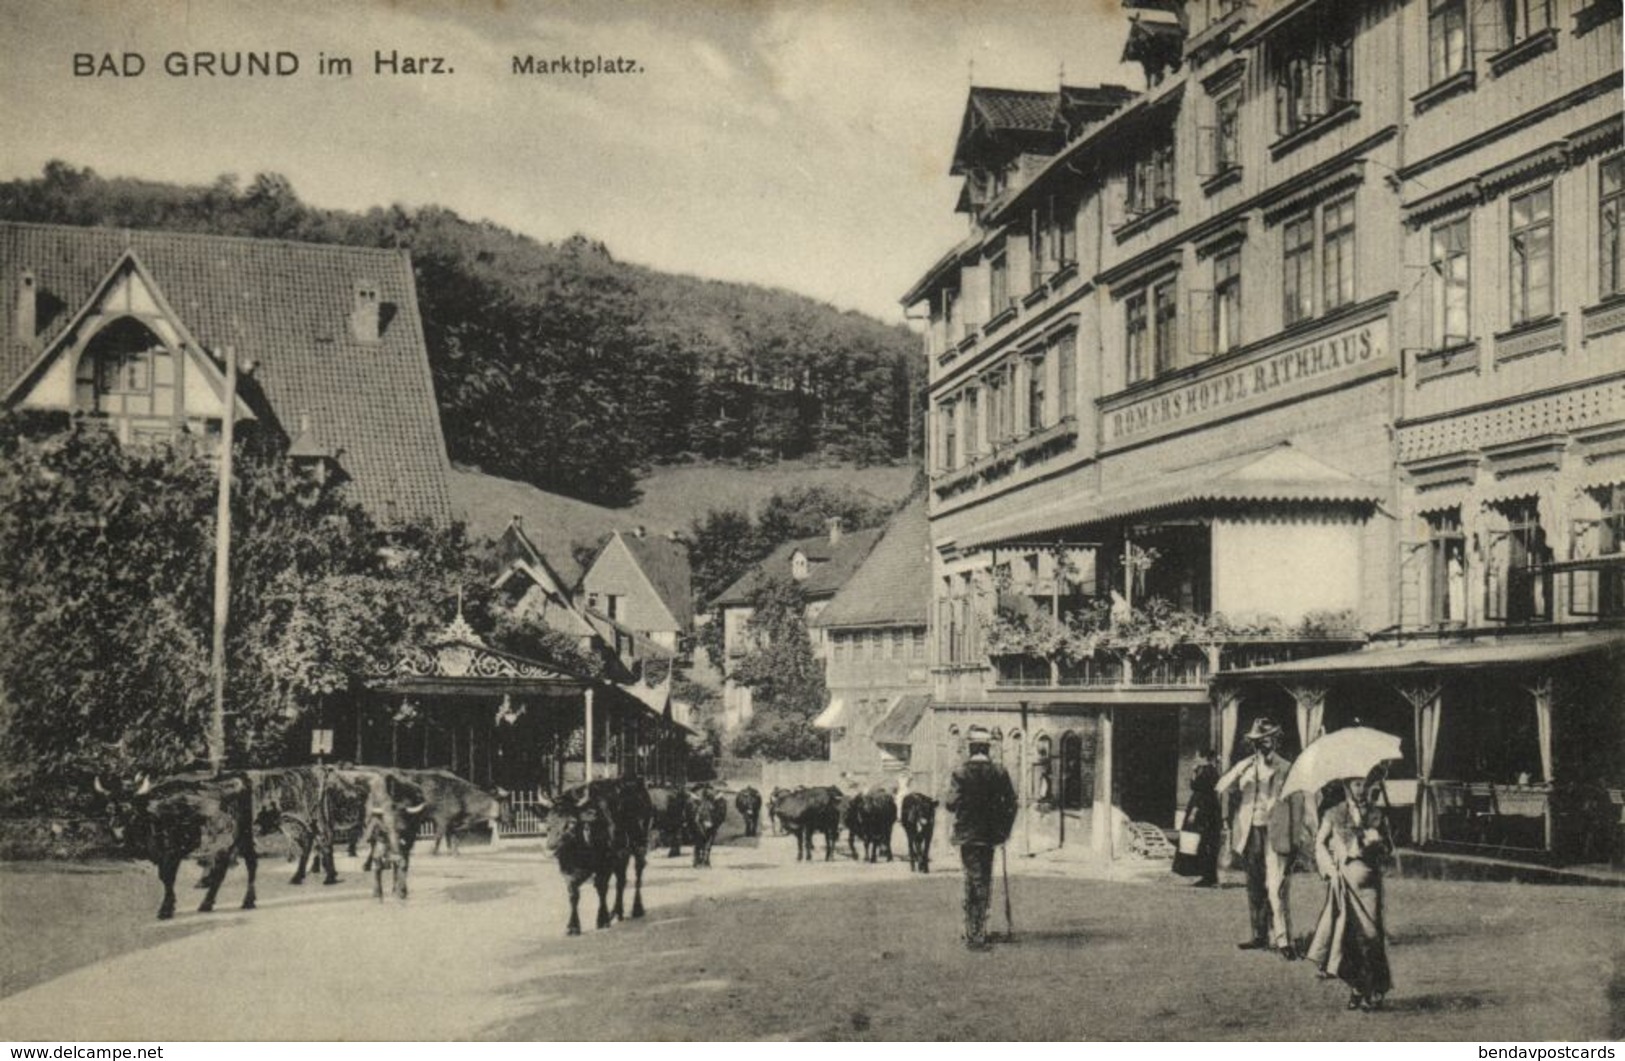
[0, 162, 923, 506]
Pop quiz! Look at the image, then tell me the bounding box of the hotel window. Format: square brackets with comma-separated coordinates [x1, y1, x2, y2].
[940, 401, 958, 472]
[912, 628, 927, 661]
[1275, 33, 1353, 136]
[1214, 247, 1242, 355]
[989, 247, 1010, 317]
[1153, 280, 1179, 375]
[1026, 350, 1047, 431]
[1509, 185, 1553, 325]
[1321, 195, 1356, 312]
[1428, 0, 1468, 83]
[1487, 499, 1554, 623]
[943, 287, 960, 343]
[1126, 291, 1150, 385]
[1127, 137, 1176, 215]
[1601, 156, 1625, 298]
[963, 387, 980, 459]
[1596, 485, 1625, 617]
[1215, 88, 1241, 172]
[1425, 510, 1467, 624]
[1283, 213, 1316, 325]
[1430, 217, 1471, 348]
[1500, 0, 1553, 44]
[1056, 335, 1077, 420]
[985, 370, 1004, 443]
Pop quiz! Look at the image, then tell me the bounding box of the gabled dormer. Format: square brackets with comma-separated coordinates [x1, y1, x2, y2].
[3, 250, 252, 446]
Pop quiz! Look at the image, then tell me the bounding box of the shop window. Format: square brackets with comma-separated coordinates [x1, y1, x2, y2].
[1430, 217, 1472, 348]
[1509, 185, 1554, 325]
[1034, 735, 1054, 803]
[1600, 156, 1625, 299]
[1425, 510, 1467, 624]
[1574, 484, 1625, 618]
[1429, 0, 1469, 83]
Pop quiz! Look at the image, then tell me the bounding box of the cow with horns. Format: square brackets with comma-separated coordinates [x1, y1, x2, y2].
[901, 792, 938, 873]
[94, 773, 259, 921]
[734, 786, 763, 838]
[541, 779, 653, 935]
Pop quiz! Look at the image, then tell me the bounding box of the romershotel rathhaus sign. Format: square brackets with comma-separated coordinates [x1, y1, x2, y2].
[1104, 317, 1389, 447]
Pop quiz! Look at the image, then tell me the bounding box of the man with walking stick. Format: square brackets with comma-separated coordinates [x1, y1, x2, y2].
[946, 725, 1018, 951]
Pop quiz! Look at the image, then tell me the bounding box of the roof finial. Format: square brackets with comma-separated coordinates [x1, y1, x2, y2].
[456, 584, 465, 620]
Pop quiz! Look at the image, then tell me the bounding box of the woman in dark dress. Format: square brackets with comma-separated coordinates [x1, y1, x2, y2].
[1173, 756, 1222, 886]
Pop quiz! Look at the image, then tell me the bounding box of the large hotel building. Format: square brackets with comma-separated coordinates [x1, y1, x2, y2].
[901, 0, 1624, 864]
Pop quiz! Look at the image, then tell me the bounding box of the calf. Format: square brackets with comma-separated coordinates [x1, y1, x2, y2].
[94, 773, 258, 921]
[770, 785, 843, 861]
[901, 792, 938, 873]
[734, 786, 763, 837]
[846, 788, 897, 863]
[686, 787, 728, 867]
[543, 778, 653, 935]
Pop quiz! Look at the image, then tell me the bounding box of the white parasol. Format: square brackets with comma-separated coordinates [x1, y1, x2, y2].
[1281, 726, 1404, 799]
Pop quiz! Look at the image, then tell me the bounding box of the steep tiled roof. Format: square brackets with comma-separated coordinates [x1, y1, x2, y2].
[872, 693, 932, 746]
[619, 532, 694, 629]
[970, 87, 1060, 132]
[710, 526, 883, 608]
[0, 221, 451, 524]
[814, 497, 930, 629]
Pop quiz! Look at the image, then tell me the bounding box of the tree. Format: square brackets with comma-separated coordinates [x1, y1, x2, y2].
[728, 576, 827, 761]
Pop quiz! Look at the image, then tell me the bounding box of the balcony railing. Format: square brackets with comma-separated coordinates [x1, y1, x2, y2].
[989, 637, 1362, 691]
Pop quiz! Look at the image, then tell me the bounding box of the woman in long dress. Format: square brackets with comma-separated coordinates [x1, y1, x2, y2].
[1172, 756, 1221, 886]
[1312, 770, 1394, 1010]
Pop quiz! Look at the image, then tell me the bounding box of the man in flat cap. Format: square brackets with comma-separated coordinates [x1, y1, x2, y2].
[1218, 718, 1296, 959]
[946, 725, 1017, 950]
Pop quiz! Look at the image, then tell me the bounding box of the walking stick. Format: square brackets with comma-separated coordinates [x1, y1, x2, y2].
[1000, 843, 1014, 941]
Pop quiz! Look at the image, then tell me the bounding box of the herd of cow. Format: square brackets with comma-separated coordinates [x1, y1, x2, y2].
[88, 769, 942, 936]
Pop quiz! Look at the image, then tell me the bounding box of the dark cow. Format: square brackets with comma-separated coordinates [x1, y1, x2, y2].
[770, 785, 844, 861]
[388, 769, 512, 855]
[767, 787, 793, 835]
[685, 786, 727, 867]
[543, 778, 654, 935]
[901, 792, 938, 873]
[647, 784, 690, 857]
[247, 766, 346, 885]
[356, 772, 428, 900]
[734, 786, 763, 838]
[94, 773, 258, 921]
[845, 787, 898, 863]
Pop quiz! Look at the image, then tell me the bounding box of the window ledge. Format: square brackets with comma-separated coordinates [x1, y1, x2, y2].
[1488, 28, 1560, 78]
[1493, 314, 1565, 365]
[1414, 341, 1480, 384]
[1200, 165, 1243, 197]
[1581, 295, 1625, 341]
[1021, 286, 1050, 310]
[1575, 0, 1622, 35]
[985, 305, 1019, 335]
[1411, 70, 1476, 115]
[1048, 261, 1080, 290]
[1112, 200, 1180, 243]
[1269, 100, 1361, 161]
[956, 331, 982, 355]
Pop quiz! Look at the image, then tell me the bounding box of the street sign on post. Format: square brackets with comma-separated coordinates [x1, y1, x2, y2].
[311, 728, 334, 759]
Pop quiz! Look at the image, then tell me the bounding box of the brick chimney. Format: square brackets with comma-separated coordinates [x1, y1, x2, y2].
[349, 279, 380, 343]
[827, 516, 843, 545]
[15, 269, 37, 343]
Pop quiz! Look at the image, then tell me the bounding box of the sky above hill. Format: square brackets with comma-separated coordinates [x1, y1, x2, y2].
[0, 0, 1140, 322]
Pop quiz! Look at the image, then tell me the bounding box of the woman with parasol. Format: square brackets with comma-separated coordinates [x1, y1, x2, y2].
[1284, 725, 1403, 1011]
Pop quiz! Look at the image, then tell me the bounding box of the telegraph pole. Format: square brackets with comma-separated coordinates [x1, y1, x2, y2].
[208, 344, 236, 774]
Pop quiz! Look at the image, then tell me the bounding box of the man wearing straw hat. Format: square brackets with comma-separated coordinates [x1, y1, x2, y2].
[946, 725, 1017, 951]
[1217, 718, 1296, 959]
